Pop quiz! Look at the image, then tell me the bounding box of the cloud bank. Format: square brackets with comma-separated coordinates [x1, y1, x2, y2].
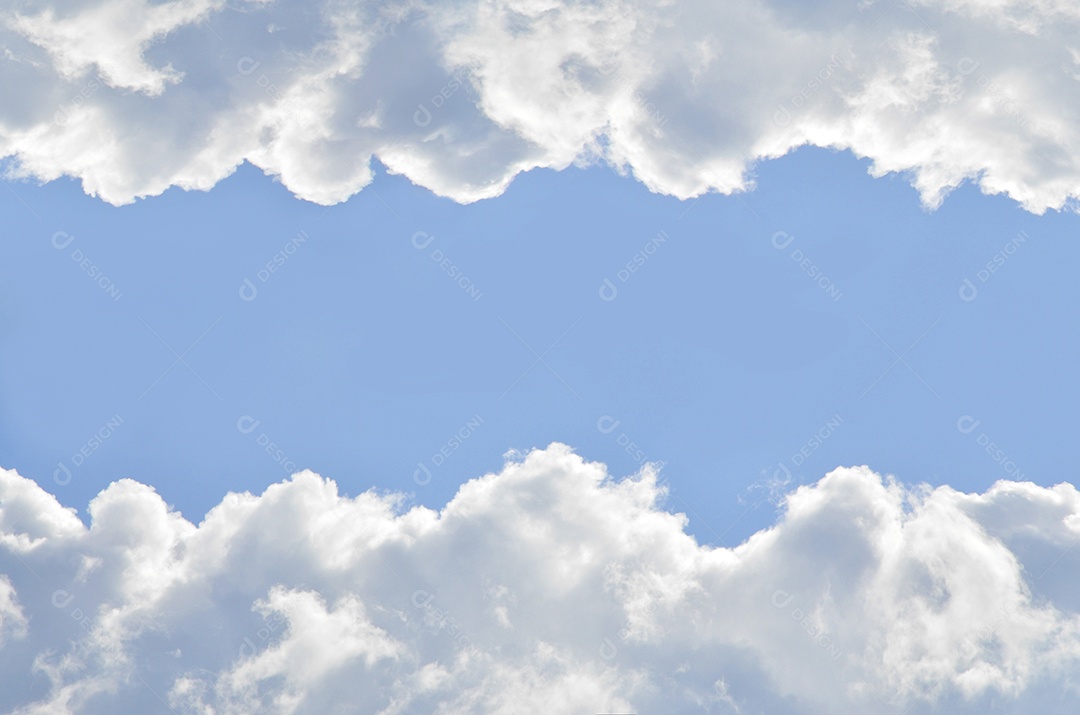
[1, 444, 1079, 713]
[2, 0, 1079, 211]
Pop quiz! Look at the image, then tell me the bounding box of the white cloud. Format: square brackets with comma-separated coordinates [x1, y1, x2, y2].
[1, 0, 1079, 210]
[1, 443, 1079, 713]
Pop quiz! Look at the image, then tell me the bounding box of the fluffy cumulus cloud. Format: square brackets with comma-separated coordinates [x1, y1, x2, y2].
[1, 443, 1079, 713]
[1, 0, 1079, 210]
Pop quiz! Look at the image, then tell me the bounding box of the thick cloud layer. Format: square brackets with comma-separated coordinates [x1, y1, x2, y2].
[2, 0, 1079, 211]
[1, 444, 1079, 713]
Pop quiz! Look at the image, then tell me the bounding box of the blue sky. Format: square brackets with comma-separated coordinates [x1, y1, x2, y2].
[3, 145, 1076, 546]
[4, 2, 1080, 713]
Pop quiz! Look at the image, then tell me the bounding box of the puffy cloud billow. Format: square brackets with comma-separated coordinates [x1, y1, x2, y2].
[1, 443, 1079, 713]
[1, 0, 1080, 211]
